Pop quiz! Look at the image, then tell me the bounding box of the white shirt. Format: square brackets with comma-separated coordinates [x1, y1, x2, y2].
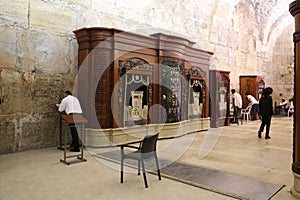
[233, 92, 242, 108]
[280, 100, 287, 106]
[57, 95, 82, 115]
[246, 95, 259, 105]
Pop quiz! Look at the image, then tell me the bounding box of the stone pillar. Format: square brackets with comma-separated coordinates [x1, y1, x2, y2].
[290, 0, 300, 198]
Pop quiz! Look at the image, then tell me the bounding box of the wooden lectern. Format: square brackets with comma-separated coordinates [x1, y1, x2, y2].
[60, 114, 88, 165]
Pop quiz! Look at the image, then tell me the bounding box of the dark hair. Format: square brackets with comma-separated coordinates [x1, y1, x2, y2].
[266, 87, 273, 94]
[231, 89, 236, 93]
[262, 87, 273, 96]
[65, 90, 72, 96]
[245, 93, 250, 96]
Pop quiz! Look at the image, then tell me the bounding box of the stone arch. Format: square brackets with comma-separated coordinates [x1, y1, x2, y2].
[265, 16, 294, 54]
[262, 0, 294, 46]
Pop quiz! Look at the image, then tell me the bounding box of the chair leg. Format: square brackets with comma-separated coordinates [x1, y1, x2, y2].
[121, 158, 124, 183]
[141, 160, 148, 188]
[138, 160, 140, 175]
[154, 153, 161, 180]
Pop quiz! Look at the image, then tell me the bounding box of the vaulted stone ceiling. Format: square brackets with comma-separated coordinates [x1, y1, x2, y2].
[76, 0, 294, 49]
[83, 0, 294, 56]
[212, 0, 294, 51]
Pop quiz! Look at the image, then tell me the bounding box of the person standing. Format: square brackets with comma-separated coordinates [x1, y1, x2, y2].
[231, 89, 243, 125]
[56, 90, 83, 152]
[258, 87, 273, 139]
[245, 93, 259, 120]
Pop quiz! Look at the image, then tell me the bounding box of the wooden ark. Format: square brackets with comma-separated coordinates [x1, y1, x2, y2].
[239, 75, 265, 109]
[209, 70, 230, 128]
[73, 27, 213, 145]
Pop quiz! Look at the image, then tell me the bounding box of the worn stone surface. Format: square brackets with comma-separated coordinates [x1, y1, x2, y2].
[0, 119, 15, 154]
[0, 67, 76, 154]
[0, 0, 29, 29]
[271, 23, 294, 103]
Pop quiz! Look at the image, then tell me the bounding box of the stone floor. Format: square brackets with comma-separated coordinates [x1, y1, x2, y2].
[0, 116, 298, 200]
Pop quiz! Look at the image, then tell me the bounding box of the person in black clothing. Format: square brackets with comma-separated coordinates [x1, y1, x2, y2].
[258, 87, 273, 139]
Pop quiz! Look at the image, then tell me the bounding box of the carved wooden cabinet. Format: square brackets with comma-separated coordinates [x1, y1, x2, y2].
[239, 75, 265, 109]
[74, 27, 213, 129]
[187, 68, 207, 120]
[209, 70, 230, 127]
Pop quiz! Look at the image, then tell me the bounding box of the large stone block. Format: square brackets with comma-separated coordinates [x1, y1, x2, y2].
[0, 118, 16, 154]
[0, 70, 34, 114]
[0, 27, 18, 66]
[29, 0, 76, 35]
[0, 0, 29, 29]
[0, 113, 61, 154]
[16, 29, 77, 74]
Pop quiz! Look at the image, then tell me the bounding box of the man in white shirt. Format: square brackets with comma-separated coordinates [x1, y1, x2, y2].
[276, 98, 288, 114]
[56, 91, 83, 152]
[245, 93, 259, 120]
[231, 89, 243, 125]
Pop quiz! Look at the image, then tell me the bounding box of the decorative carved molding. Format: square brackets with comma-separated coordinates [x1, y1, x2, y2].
[119, 58, 153, 71]
[217, 74, 229, 86]
[294, 31, 300, 43]
[186, 66, 206, 77]
[289, 1, 300, 17]
[162, 61, 183, 69]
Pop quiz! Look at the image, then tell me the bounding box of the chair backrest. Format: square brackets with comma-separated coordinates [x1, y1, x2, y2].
[242, 105, 252, 114]
[141, 133, 159, 155]
[246, 104, 252, 111]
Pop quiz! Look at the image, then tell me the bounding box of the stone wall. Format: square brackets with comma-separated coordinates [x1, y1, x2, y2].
[0, 1, 78, 154]
[0, 0, 294, 154]
[271, 24, 294, 104]
[0, 68, 77, 154]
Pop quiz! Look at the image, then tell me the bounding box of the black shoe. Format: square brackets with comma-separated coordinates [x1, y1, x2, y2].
[258, 131, 262, 139]
[70, 148, 80, 152]
[265, 136, 271, 139]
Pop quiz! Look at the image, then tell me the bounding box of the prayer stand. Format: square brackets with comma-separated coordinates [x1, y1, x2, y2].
[57, 115, 66, 150]
[60, 114, 88, 165]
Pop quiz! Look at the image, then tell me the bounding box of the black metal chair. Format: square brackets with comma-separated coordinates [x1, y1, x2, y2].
[120, 133, 161, 188]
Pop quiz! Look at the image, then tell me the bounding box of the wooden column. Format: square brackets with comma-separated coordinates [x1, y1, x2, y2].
[289, 1, 300, 198]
